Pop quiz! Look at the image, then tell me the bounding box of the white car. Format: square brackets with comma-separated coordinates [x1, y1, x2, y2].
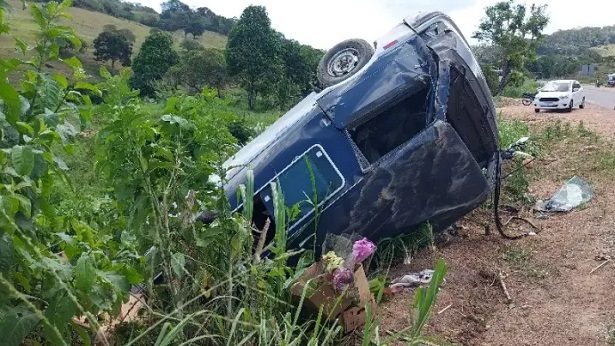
[533, 80, 585, 113]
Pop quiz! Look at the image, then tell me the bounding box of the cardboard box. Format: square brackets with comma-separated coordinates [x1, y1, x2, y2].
[291, 261, 376, 332]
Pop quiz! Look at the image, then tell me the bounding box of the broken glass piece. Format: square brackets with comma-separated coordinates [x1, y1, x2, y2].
[542, 176, 594, 212]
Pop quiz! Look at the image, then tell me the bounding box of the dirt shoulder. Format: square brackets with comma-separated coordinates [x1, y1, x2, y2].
[379, 104, 615, 345]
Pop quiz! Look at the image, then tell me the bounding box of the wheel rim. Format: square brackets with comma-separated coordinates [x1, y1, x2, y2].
[327, 47, 360, 77]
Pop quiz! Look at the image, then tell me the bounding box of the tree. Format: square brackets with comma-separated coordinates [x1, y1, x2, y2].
[130, 31, 179, 97]
[185, 19, 206, 38]
[180, 38, 204, 51]
[473, 0, 549, 95]
[226, 6, 281, 109]
[275, 37, 323, 108]
[159, 0, 192, 32]
[93, 30, 132, 69]
[165, 48, 229, 96]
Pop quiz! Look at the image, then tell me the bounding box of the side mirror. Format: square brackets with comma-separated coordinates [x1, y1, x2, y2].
[573, 88, 580, 92]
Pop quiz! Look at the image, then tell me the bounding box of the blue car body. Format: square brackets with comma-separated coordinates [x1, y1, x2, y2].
[222, 12, 499, 250]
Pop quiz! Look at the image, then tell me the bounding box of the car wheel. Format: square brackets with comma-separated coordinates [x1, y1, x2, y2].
[566, 101, 573, 113]
[579, 97, 585, 109]
[317, 39, 374, 88]
[534, 108, 540, 113]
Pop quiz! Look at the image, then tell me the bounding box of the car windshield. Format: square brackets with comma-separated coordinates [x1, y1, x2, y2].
[541, 82, 570, 92]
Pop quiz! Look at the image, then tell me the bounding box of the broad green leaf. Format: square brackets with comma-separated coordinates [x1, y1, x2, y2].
[74, 82, 101, 97]
[14, 194, 31, 218]
[71, 320, 91, 346]
[63, 56, 82, 69]
[0, 80, 21, 124]
[30, 151, 48, 179]
[0, 233, 13, 272]
[160, 114, 195, 131]
[53, 155, 68, 171]
[14, 38, 28, 54]
[29, 4, 46, 27]
[99, 66, 112, 80]
[52, 73, 68, 89]
[121, 265, 144, 285]
[15, 122, 34, 136]
[74, 253, 96, 293]
[0, 305, 41, 346]
[171, 252, 186, 278]
[11, 146, 34, 176]
[99, 271, 129, 292]
[65, 34, 82, 51]
[44, 292, 76, 328]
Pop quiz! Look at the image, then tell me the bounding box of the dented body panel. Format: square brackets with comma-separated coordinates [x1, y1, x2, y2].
[223, 12, 498, 250]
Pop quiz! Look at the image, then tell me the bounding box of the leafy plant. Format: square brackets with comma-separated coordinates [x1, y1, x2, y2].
[0, 1, 140, 344]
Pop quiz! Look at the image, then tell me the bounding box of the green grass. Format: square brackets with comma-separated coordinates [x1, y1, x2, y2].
[501, 245, 549, 280]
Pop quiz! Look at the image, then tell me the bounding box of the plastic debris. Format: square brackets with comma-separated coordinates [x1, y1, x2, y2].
[389, 269, 434, 292]
[535, 176, 594, 212]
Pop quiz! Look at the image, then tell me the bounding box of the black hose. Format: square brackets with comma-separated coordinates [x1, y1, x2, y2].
[493, 155, 531, 240]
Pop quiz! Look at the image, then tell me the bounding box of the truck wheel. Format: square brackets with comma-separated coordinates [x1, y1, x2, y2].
[535, 109, 540, 113]
[317, 39, 374, 88]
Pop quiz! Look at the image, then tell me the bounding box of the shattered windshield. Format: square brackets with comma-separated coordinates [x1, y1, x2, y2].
[541, 82, 570, 92]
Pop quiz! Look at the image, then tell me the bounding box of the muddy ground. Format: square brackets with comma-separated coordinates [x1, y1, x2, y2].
[379, 103, 615, 345]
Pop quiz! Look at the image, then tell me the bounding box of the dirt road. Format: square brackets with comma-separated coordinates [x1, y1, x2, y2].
[379, 103, 615, 345]
[584, 85, 615, 110]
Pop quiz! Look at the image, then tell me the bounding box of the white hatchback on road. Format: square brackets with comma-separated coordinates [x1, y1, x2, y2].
[533, 80, 585, 113]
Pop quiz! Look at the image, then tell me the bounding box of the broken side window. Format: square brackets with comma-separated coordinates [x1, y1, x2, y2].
[348, 87, 430, 164]
[251, 145, 344, 237]
[446, 66, 491, 166]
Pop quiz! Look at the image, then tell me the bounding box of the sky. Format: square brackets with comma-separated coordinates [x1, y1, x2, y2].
[137, 0, 615, 49]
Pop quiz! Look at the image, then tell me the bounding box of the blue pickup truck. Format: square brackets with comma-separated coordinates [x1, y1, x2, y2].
[220, 12, 499, 251]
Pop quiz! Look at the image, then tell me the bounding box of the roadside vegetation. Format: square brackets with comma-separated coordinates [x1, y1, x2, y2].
[0, 1, 449, 344]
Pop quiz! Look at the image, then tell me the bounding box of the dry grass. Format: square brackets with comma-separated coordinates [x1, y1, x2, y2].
[593, 44, 615, 57]
[0, 0, 227, 74]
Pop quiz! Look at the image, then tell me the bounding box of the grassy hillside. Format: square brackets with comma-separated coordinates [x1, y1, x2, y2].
[0, 0, 226, 74]
[593, 44, 615, 57]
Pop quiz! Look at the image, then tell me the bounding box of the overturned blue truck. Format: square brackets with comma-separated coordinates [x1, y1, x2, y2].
[219, 12, 500, 251]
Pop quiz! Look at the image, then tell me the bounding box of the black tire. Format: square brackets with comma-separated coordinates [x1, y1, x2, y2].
[522, 98, 532, 106]
[579, 97, 585, 109]
[566, 101, 573, 113]
[534, 108, 540, 113]
[317, 39, 374, 88]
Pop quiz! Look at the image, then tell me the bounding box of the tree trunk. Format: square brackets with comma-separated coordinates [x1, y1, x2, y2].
[217, 87, 222, 98]
[247, 91, 254, 110]
[111, 59, 115, 70]
[495, 61, 511, 96]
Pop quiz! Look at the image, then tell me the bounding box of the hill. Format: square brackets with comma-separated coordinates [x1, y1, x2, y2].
[537, 25, 615, 56]
[593, 44, 615, 57]
[0, 0, 226, 74]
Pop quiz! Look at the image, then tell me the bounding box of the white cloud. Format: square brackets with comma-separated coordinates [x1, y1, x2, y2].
[136, 0, 615, 49]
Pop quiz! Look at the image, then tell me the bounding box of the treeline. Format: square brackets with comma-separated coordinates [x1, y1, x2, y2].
[475, 24, 615, 81]
[158, 0, 235, 36]
[537, 25, 615, 56]
[529, 26, 615, 79]
[111, 6, 323, 110]
[35, 0, 235, 36]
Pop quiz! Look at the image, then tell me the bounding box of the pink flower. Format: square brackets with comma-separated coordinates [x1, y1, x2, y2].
[352, 237, 376, 263]
[332, 267, 354, 292]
